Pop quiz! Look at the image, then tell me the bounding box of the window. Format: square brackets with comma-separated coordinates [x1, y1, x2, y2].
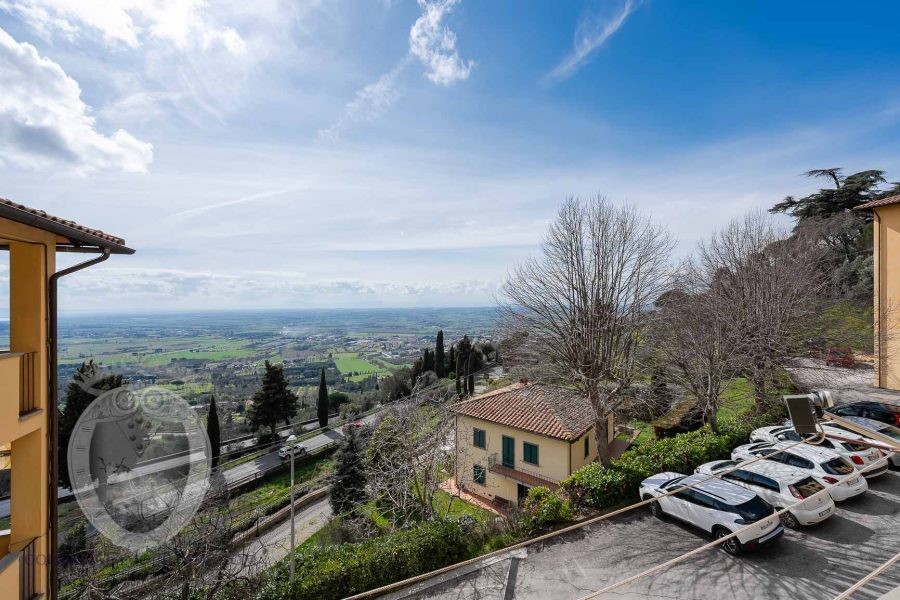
[473, 464, 486, 486]
[473, 428, 486, 449]
[749, 473, 780, 492]
[785, 454, 814, 470]
[584, 436, 590, 458]
[523, 442, 539, 465]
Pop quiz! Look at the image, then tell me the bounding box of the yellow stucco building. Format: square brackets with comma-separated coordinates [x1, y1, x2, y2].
[857, 195, 900, 390]
[0, 199, 132, 599]
[451, 382, 612, 506]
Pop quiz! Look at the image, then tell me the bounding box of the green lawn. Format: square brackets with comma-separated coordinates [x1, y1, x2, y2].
[332, 351, 393, 380]
[432, 490, 494, 524]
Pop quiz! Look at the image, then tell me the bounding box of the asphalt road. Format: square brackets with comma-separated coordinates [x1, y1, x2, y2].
[415, 470, 900, 600]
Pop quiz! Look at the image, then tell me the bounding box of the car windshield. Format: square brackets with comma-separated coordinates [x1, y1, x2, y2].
[712, 461, 739, 472]
[732, 496, 774, 521]
[842, 441, 869, 452]
[821, 457, 854, 475]
[793, 477, 825, 498]
[662, 476, 686, 489]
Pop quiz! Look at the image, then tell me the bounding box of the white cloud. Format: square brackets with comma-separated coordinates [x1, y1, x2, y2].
[0, 27, 153, 172]
[409, 0, 473, 86]
[320, 0, 473, 140]
[544, 0, 641, 84]
[0, 0, 247, 53]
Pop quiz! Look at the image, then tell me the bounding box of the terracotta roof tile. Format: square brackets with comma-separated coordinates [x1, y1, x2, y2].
[854, 195, 900, 210]
[0, 198, 129, 249]
[450, 383, 596, 441]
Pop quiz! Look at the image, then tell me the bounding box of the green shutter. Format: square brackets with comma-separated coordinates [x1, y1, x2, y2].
[473, 464, 486, 485]
[523, 442, 539, 465]
[473, 428, 486, 449]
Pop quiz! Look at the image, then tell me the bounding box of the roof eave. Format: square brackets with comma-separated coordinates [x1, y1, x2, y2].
[0, 203, 133, 254]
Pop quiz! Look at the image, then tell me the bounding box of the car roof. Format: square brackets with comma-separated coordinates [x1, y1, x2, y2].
[849, 401, 900, 413]
[770, 440, 840, 461]
[729, 460, 810, 482]
[677, 473, 758, 503]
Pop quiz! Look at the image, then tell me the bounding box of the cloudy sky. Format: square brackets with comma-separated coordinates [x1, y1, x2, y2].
[1, 1, 899, 313]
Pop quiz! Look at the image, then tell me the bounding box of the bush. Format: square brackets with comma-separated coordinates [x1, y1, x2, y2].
[522, 487, 572, 533]
[256, 519, 469, 600]
[562, 402, 786, 512]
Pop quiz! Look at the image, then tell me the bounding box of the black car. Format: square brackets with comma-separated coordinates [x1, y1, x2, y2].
[828, 401, 900, 427]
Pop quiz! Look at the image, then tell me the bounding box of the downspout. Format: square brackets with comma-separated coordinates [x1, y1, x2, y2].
[876, 211, 884, 388]
[48, 248, 110, 600]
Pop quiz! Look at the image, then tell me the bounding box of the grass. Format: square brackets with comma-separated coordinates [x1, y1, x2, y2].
[228, 457, 333, 514]
[332, 351, 393, 380]
[432, 490, 494, 524]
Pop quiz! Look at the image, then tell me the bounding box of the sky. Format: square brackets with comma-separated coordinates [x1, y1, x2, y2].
[1, 0, 899, 313]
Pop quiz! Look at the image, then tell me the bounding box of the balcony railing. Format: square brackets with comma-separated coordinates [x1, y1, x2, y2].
[19, 352, 36, 416]
[486, 452, 560, 490]
[19, 538, 35, 600]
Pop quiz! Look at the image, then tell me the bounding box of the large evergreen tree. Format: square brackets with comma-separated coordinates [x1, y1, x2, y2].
[466, 352, 476, 396]
[207, 394, 221, 469]
[330, 424, 368, 515]
[455, 354, 463, 396]
[434, 330, 445, 378]
[59, 361, 124, 489]
[449, 344, 456, 375]
[247, 361, 298, 436]
[317, 367, 329, 427]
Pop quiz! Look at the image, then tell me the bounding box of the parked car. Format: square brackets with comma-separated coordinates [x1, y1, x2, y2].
[731, 441, 868, 501]
[827, 401, 900, 427]
[278, 443, 308, 460]
[749, 426, 889, 477]
[819, 417, 900, 468]
[824, 346, 854, 367]
[639, 471, 784, 555]
[694, 460, 835, 529]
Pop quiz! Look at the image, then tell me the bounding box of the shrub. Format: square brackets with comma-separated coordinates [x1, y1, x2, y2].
[522, 487, 572, 533]
[562, 401, 786, 512]
[256, 519, 468, 600]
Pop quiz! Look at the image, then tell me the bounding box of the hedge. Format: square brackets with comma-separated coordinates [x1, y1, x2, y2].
[562, 404, 785, 512]
[522, 486, 572, 533]
[256, 519, 469, 600]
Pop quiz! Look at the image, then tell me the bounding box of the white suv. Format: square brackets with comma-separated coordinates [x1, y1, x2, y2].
[278, 443, 307, 460]
[731, 441, 868, 501]
[639, 472, 784, 555]
[694, 460, 835, 529]
[818, 417, 900, 468]
[750, 426, 888, 477]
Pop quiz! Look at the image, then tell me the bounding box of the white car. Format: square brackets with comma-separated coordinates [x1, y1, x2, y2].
[750, 425, 889, 477]
[731, 441, 868, 501]
[694, 460, 835, 529]
[278, 443, 307, 459]
[820, 417, 900, 468]
[639, 471, 784, 555]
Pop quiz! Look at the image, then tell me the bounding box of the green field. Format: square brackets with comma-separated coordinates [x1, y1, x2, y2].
[332, 351, 393, 381]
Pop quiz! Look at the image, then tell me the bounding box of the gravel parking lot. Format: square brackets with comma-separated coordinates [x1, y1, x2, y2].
[414, 470, 900, 600]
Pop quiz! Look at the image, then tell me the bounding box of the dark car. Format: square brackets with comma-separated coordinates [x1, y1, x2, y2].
[824, 347, 854, 367]
[828, 401, 900, 427]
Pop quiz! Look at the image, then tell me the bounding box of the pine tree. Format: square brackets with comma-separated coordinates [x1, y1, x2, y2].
[207, 394, 221, 469]
[330, 425, 368, 515]
[59, 361, 124, 489]
[466, 352, 476, 396]
[317, 367, 329, 428]
[248, 361, 298, 436]
[434, 330, 445, 378]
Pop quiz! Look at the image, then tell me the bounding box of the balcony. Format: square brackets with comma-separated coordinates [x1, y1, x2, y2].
[487, 452, 560, 490]
[0, 352, 40, 443]
[0, 535, 36, 600]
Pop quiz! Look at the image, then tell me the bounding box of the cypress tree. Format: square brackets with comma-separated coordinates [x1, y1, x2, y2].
[449, 345, 456, 375]
[248, 361, 298, 436]
[456, 354, 463, 396]
[317, 367, 329, 427]
[466, 352, 476, 396]
[207, 394, 221, 469]
[330, 425, 368, 515]
[435, 330, 445, 378]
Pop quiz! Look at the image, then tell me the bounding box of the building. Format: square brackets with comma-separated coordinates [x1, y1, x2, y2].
[451, 382, 613, 506]
[0, 199, 132, 599]
[856, 195, 900, 390]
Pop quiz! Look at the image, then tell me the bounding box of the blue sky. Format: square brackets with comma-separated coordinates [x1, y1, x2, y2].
[0, 0, 899, 312]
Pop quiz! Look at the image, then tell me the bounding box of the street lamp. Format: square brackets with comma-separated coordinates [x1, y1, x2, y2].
[285, 434, 297, 589]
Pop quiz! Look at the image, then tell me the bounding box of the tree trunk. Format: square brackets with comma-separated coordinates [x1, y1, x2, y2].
[751, 365, 768, 409]
[705, 400, 719, 433]
[594, 414, 612, 467]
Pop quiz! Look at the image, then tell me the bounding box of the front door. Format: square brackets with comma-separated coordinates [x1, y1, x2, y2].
[502, 435, 515, 468]
[517, 484, 529, 505]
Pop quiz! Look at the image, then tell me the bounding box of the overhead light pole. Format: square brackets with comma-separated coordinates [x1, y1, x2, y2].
[286, 434, 297, 589]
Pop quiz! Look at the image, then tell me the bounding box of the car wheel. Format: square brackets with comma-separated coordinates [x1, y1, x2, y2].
[645, 496, 664, 519]
[714, 528, 741, 555]
[780, 511, 800, 529]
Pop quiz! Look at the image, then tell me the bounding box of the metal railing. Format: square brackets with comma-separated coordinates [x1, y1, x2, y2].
[486, 452, 559, 485]
[19, 537, 36, 600]
[19, 352, 37, 416]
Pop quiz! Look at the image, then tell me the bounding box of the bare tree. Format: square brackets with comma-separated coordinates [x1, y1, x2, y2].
[698, 211, 825, 408]
[500, 196, 674, 465]
[365, 391, 456, 528]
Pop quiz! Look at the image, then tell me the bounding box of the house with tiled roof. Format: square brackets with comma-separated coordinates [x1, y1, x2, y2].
[450, 382, 613, 506]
